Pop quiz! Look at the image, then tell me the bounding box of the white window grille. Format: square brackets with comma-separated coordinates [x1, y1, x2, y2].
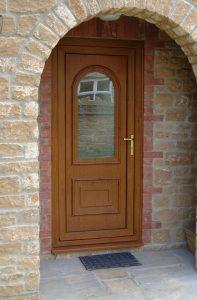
[78, 77, 114, 102]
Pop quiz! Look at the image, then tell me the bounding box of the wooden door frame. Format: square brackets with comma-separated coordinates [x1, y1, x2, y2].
[51, 38, 144, 253]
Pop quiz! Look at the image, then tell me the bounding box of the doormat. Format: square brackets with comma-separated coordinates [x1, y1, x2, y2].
[79, 252, 141, 271]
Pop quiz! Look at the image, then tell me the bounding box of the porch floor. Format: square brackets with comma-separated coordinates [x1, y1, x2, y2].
[40, 248, 197, 300]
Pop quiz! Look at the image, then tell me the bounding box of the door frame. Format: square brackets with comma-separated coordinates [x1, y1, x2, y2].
[51, 38, 144, 253]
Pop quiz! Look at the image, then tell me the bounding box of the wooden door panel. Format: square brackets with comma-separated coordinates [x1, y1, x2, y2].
[72, 179, 120, 215]
[59, 50, 128, 241]
[52, 38, 143, 252]
[58, 232, 137, 245]
[67, 178, 124, 232]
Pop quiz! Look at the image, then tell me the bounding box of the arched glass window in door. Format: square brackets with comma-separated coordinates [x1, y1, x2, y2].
[77, 71, 115, 159]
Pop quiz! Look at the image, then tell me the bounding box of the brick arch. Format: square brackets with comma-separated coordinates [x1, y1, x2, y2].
[0, 0, 196, 298]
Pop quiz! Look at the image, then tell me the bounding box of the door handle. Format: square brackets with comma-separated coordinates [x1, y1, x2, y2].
[124, 135, 134, 156]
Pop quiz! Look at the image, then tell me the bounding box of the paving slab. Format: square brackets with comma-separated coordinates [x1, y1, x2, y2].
[41, 274, 107, 300]
[103, 278, 146, 299]
[40, 248, 197, 300]
[93, 267, 128, 280]
[40, 257, 86, 279]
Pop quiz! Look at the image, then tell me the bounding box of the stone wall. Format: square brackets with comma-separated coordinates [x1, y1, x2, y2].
[0, 0, 196, 298]
[39, 58, 52, 253]
[152, 33, 196, 246]
[39, 17, 196, 253]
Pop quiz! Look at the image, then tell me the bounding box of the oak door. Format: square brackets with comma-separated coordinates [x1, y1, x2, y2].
[52, 39, 143, 252]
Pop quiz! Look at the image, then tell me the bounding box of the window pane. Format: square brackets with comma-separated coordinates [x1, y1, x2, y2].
[97, 80, 110, 91]
[79, 81, 94, 92]
[77, 72, 115, 159]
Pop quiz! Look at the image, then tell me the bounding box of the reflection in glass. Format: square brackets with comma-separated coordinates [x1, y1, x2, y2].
[77, 72, 115, 159]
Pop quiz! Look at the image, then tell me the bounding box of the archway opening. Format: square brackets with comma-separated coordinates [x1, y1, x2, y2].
[1, 1, 197, 298]
[39, 14, 197, 298]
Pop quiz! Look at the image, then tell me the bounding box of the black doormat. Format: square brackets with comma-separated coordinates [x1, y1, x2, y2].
[79, 252, 141, 271]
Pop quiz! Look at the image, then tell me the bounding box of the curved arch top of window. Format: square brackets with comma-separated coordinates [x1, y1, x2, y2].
[74, 68, 118, 160]
[78, 71, 115, 104]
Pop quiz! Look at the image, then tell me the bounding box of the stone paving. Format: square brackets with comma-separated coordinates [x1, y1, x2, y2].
[40, 248, 197, 300]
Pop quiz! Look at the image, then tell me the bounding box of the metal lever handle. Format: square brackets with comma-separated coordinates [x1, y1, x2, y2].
[124, 134, 134, 156]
